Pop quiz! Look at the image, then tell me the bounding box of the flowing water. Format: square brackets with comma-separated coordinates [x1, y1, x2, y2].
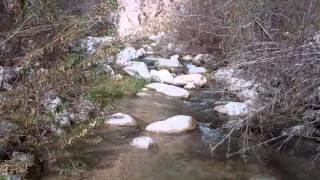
[41, 89, 320, 180]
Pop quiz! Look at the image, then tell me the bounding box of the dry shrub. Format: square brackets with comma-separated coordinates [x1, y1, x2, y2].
[176, 0, 320, 153]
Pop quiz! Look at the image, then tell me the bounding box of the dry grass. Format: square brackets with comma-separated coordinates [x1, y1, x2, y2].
[175, 0, 320, 157]
[0, 0, 121, 177]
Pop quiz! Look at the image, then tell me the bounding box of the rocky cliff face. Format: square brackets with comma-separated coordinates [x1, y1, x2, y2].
[117, 0, 185, 38]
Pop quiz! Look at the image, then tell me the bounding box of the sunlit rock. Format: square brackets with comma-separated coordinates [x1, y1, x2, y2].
[214, 102, 249, 116]
[170, 54, 179, 61]
[116, 46, 137, 66]
[166, 43, 175, 51]
[184, 82, 196, 89]
[146, 83, 190, 98]
[181, 55, 193, 61]
[131, 136, 155, 149]
[173, 74, 207, 88]
[136, 92, 151, 97]
[105, 113, 137, 126]
[146, 115, 196, 133]
[155, 58, 180, 70]
[123, 61, 151, 80]
[85, 36, 115, 55]
[150, 69, 174, 84]
[186, 64, 207, 74]
[136, 48, 146, 58]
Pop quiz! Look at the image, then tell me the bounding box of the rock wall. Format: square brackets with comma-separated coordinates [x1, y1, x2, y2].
[117, 0, 185, 38]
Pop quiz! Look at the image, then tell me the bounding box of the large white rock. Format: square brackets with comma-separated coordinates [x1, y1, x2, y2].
[146, 83, 190, 98]
[150, 69, 174, 83]
[136, 48, 146, 58]
[123, 61, 151, 80]
[131, 136, 155, 149]
[146, 115, 196, 133]
[214, 102, 249, 116]
[155, 58, 180, 69]
[105, 113, 137, 126]
[193, 54, 213, 65]
[181, 55, 193, 61]
[186, 64, 207, 74]
[116, 47, 137, 66]
[170, 54, 179, 61]
[85, 36, 115, 55]
[184, 83, 196, 89]
[136, 92, 151, 97]
[173, 74, 207, 88]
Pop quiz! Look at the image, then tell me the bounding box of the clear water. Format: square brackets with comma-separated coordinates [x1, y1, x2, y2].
[41, 90, 320, 180]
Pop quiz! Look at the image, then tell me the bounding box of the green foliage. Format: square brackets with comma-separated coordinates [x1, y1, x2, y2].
[59, 164, 72, 176]
[59, 160, 87, 176]
[85, 77, 147, 103]
[0, 176, 8, 180]
[65, 52, 85, 69]
[104, 24, 117, 36]
[105, 0, 118, 9]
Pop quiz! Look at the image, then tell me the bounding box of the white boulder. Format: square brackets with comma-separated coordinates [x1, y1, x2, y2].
[214, 102, 249, 116]
[131, 136, 155, 149]
[123, 62, 151, 80]
[170, 55, 179, 61]
[167, 43, 175, 51]
[181, 55, 193, 61]
[155, 58, 180, 69]
[146, 83, 190, 98]
[184, 83, 197, 89]
[150, 69, 174, 84]
[193, 54, 213, 65]
[173, 74, 207, 88]
[186, 64, 207, 74]
[116, 47, 137, 66]
[136, 48, 146, 58]
[85, 36, 115, 55]
[146, 115, 196, 133]
[136, 92, 151, 97]
[105, 113, 137, 126]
